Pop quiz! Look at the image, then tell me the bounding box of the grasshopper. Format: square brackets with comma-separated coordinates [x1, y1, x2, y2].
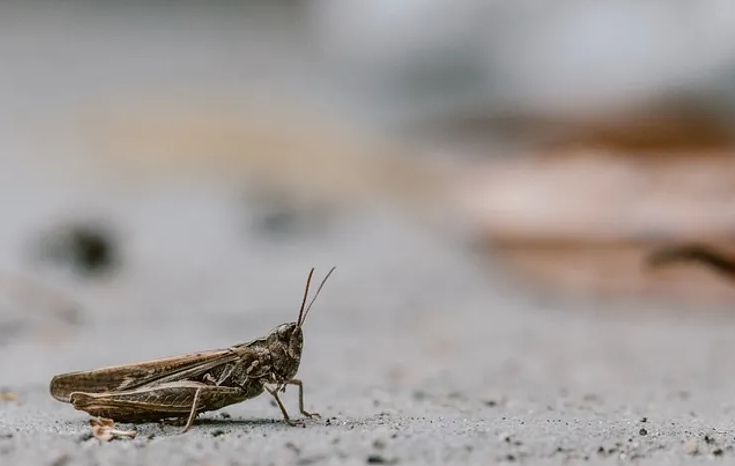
[49, 267, 336, 432]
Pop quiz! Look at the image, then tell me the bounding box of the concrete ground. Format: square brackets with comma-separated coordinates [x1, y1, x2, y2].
[3, 3, 735, 465]
[3, 176, 735, 466]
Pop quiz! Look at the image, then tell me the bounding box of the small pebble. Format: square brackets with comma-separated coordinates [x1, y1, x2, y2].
[684, 438, 699, 455]
[50, 454, 71, 466]
[366, 454, 386, 464]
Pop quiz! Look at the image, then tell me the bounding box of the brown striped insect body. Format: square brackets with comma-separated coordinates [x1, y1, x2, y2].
[49, 267, 336, 432]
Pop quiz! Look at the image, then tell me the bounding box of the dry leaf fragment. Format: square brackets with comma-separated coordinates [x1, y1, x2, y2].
[0, 391, 18, 402]
[89, 417, 137, 441]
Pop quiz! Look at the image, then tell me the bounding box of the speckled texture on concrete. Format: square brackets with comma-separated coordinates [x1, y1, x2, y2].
[3, 189, 735, 466]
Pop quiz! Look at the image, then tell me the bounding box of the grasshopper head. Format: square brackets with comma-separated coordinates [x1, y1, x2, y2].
[267, 322, 303, 354]
[268, 267, 335, 381]
[267, 322, 304, 380]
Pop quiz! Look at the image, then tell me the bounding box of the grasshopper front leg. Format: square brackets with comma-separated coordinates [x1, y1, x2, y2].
[286, 379, 321, 419]
[265, 379, 320, 426]
[266, 385, 305, 427]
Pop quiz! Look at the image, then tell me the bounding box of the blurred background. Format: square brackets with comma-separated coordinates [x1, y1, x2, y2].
[3, 0, 735, 356]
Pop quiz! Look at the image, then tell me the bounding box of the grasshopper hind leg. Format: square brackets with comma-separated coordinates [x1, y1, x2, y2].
[181, 387, 203, 433]
[69, 382, 247, 428]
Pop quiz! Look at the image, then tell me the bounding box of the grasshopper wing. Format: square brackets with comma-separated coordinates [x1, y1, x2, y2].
[50, 348, 240, 402]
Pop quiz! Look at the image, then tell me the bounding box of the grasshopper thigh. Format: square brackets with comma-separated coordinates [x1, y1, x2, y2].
[69, 381, 250, 423]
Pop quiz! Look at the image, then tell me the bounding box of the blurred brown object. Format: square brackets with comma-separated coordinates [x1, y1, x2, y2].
[66, 97, 735, 305]
[455, 103, 735, 304]
[489, 240, 735, 304]
[536, 101, 735, 154]
[71, 101, 451, 221]
[0, 391, 19, 402]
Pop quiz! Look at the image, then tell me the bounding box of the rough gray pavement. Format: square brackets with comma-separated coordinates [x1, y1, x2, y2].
[3, 190, 735, 466]
[3, 4, 735, 465]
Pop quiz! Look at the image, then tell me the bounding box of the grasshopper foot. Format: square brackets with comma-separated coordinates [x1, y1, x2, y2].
[301, 410, 321, 419]
[180, 422, 194, 434]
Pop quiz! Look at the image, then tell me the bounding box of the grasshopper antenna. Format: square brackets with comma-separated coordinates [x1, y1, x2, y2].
[297, 268, 315, 327]
[300, 266, 336, 326]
